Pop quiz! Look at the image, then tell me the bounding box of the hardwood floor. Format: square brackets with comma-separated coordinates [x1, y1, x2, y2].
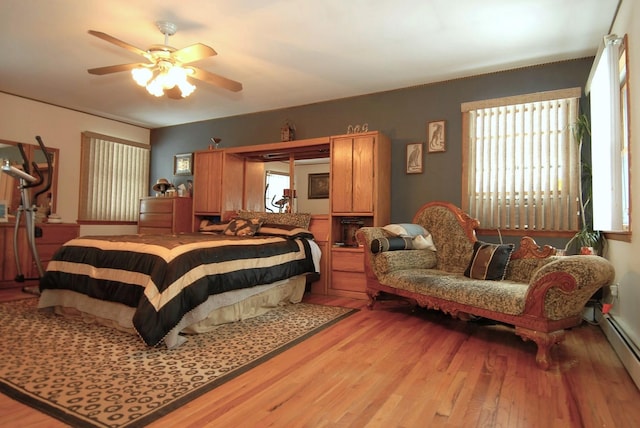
[1, 285, 639, 427]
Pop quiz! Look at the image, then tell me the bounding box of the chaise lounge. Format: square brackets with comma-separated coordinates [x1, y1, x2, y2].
[356, 201, 616, 369]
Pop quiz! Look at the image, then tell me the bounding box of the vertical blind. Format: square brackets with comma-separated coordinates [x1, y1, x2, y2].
[79, 132, 149, 222]
[462, 89, 581, 231]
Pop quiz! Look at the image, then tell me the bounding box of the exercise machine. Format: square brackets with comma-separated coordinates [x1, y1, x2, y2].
[1, 136, 53, 284]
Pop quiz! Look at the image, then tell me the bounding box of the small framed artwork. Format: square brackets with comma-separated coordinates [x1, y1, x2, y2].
[174, 153, 193, 176]
[406, 143, 423, 174]
[427, 120, 446, 153]
[308, 173, 330, 199]
[0, 200, 7, 223]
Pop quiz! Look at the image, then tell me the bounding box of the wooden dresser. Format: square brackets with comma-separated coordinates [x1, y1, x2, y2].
[0, 222, 79, 287]
[138, 196, 193, 234]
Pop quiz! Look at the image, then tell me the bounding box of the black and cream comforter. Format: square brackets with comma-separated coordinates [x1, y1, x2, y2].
[39, 233, 316, 346]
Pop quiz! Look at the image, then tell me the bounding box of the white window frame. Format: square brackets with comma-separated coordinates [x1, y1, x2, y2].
[587, 34, 631, 234]
[461, 88, 582, 232]
[79, 132, 149, 222]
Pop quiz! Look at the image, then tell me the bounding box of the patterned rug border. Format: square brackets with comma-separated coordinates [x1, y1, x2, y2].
[0, 298, 358, 428]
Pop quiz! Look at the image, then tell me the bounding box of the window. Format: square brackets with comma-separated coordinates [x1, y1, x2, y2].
[461, 88, 582, 232]
[587, 34, 630, 233]
[79, 132, 149, 222]
[265, 170, 290, 212]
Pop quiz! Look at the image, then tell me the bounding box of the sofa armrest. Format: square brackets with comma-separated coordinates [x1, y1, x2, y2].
[525, 255, 615, 320]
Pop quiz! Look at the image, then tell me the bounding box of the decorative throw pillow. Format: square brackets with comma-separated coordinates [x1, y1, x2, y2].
[464, 241, 515, 280]
[412, 234, 437, 251]
[371, 237, 414, 253]
[223, 218, 262, 236]
[383, 223, 428, 237]
[199, 219, 229, 233]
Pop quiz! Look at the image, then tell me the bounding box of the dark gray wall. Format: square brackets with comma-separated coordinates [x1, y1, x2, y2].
[151, 58, 593, 243]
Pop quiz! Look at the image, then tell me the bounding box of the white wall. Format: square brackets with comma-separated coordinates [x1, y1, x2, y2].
[0, 93, 150, 236]
[606, 0, 640, 349]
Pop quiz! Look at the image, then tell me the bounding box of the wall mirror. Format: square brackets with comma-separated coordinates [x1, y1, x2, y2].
[0, 139, 59, 221]
[228, 140, 330, 214]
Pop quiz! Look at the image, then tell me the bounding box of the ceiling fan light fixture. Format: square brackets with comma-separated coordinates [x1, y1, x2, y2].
[133, 64, 196, 97]
[145, 74, 165, 97]
[177, 79, 196, 97]
[132, 67, 153, 86]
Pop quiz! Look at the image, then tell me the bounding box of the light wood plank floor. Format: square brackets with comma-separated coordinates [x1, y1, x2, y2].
[1, 286, 639, 427]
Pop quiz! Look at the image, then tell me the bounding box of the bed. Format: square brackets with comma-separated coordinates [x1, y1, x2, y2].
[38, 213, 321, 348]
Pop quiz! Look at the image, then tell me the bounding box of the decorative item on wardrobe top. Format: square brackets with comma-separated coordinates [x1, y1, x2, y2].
[347, 123, 369, 134]
[281, 120, 296, 142]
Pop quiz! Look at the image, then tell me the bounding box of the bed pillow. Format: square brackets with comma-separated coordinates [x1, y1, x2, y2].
[383, 223, 428, 237]
[223, 218, 263, 236]
[464, 241, 514, 280]
[257, 223, 315, 239]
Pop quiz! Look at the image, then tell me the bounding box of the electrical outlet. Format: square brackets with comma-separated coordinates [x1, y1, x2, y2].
[610, 284, 619, 297]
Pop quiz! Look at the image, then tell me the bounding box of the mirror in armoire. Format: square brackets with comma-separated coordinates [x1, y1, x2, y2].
[0, 139, 59, 221]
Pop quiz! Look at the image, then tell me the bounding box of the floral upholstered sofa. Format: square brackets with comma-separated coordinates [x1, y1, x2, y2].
[355, 201, 615, 370]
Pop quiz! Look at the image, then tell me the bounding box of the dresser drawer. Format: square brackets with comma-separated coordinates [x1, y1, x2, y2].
[138, 197, 193, 234]
[331, 249, 364, 272]
[140, 198, 174, 213]
[37, 224, 80, 244]
[139, 213, 173, 228]
[331, 271, 366, 292]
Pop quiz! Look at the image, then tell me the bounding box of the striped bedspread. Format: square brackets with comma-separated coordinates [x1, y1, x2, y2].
[39, 233, 316, 346]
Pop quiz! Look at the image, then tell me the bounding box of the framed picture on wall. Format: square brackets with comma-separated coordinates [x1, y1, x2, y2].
[308, 173, 330, 199]
[427, 120, 446, 153]
[174, 153, 193, 176]
[406, 143, 423, 174]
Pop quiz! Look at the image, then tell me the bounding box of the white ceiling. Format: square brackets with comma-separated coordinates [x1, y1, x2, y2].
[0, 0, 619, 129]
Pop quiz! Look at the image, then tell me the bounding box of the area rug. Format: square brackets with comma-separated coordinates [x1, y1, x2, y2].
[0, 298, 357, 427]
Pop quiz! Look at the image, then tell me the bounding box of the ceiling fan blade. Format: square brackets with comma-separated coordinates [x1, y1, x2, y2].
[190, 67, 243, 92]
[88, 30, 148, 57]
[172, 43, 217, 64]
[88, 63, 143, 75]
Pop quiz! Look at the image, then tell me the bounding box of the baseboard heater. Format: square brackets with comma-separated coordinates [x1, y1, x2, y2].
[597, 308, 640, 390]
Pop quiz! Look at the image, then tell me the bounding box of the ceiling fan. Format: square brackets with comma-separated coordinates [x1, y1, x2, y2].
[87, 21, 242, 98]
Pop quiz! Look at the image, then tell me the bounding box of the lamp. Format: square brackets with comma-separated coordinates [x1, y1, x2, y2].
[283, 189, 297, 199]
[131, 60, 196, 98]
